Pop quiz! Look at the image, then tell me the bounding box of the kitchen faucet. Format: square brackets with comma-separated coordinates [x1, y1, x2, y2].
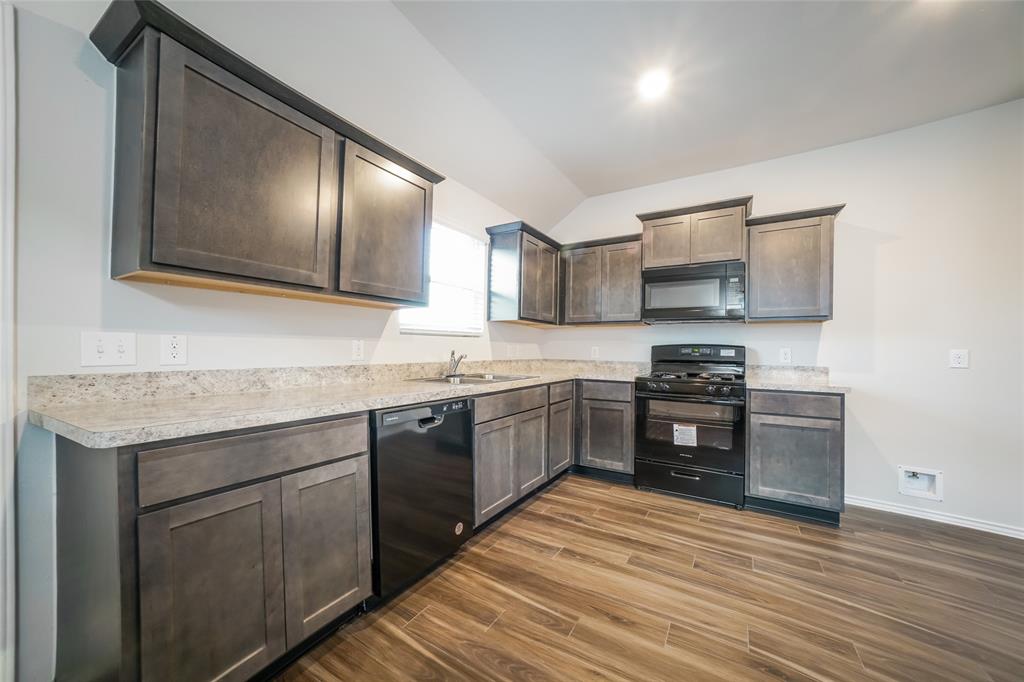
[447, 350, 467, 377]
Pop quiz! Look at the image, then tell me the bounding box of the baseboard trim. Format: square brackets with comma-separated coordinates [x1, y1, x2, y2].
[845, 495, 1024, 540]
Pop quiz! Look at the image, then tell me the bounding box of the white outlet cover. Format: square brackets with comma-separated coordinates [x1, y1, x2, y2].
[949, 349, 969, 368]
[590, 346, 600, 359]
[81, 332, 137, 367]
[351, 339, 364, 361]
[159, 334, 188, 365]
[779, 348, 792, 364]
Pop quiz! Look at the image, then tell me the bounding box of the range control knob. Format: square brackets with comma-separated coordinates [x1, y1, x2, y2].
[646, 382, 657, 391]
[659, 382, 671, 391]
[705, 385, 717, 395]
[718, 386, 732, 396]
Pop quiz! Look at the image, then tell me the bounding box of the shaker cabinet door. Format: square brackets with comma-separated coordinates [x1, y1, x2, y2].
[281, 456, 371, 648]
[747, 413, 843, 510]
[339, 141, 433, 304]
[579, 399, 634, 473]
[519, 235, 541, 319]
[601, 241, 641, 322]
[564, 247, 602, 323]
[547, 399, 574, 477]
[137, 480, 286, 682]
[515, 407, 548, 496]
[151, 37, 335, 288]
[748, 217, 833, 319]
[474, 415, 518, 526]
[689, 206, 744, 264]
[642, 215, 691, 268]
[537, 243, 559, 323]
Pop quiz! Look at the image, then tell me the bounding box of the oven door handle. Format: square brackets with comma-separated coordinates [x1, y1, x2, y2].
[635, 392, 745, 407]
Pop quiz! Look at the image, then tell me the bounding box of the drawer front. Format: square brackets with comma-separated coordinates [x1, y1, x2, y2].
[548, 381, 574, 403]
[634, 460, 744, 506]
[473, 386, 548, 424]
[138, 416, 368, 507]
[580, 380, 632, 402]
[748, 391, 841, 420]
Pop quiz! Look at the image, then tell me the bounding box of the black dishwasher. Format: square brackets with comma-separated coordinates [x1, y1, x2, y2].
[371, 399, 474, 600]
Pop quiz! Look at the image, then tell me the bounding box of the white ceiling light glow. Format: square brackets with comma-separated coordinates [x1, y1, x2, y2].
[637, 68, 670, 101]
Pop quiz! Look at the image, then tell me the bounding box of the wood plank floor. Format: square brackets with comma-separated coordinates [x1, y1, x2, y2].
[278, 474, 1024, 682]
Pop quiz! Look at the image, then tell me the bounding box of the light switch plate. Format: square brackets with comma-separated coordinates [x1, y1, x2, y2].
[949, 349, 969, 368]
[351, 339, 364, 361]
[779, 347, 792, 364]
[159, 334, 187, 365]
[81, 332, 137, 367]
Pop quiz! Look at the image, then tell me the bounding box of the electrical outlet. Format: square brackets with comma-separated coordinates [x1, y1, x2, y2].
[590, 346, 600, 359]
[779, 347, 792, 364]
[81, 332, 137, 367]
[351, 339, 364, 361]
[949, 349, 969, 369]
[159, 334, 188, 365]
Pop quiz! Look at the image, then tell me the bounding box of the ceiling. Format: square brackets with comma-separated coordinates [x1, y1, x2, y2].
[396, 1, 1024, 199]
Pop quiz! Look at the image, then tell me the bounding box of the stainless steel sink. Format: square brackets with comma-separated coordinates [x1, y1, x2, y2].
[411, 373, 535, 385]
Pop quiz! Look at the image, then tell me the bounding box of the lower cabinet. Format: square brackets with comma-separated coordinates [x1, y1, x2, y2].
[746, 390, 845, 512]
[578, 381, 634, 473]
[473, 390, 550, 526]
[548, 398, 574, 477]
[138, 480, 287, 682]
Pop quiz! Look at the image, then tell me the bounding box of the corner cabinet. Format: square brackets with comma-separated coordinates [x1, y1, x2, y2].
[638, 196, 751, 269]
[106, 27, 440, 307]
[54, 415, 372, 681]
[746, 390, 845, 523]
[747, 205, 843, 321]
[562, 238, 642, 324]
[486, 223, 559, 325]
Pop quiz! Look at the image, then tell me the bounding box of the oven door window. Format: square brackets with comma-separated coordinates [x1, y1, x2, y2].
[645, 278, 721, 310]
[644, 399, 736, 451]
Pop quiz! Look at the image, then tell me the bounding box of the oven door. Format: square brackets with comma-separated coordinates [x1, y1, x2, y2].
[635, 394, 745, 474]
[641, 262, 745, 322]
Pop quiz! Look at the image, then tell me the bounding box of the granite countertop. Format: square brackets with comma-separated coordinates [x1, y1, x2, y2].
[27, 372, 617, 449]
[26, 360, 848, 449]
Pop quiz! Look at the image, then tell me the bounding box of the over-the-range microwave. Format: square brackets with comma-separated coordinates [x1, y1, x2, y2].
[641, 262, 745, 323]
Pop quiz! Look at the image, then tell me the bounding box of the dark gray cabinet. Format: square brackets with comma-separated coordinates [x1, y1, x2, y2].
[638, 196, 752, 269]
[149, 37, 336, 288]
[548, 396, 574, 477]
[747, 390, 845, 513]
[107, 29, 439, 307]
[137, 480, 287, 682]
[486, 223, 559, 324]
[747, 207, 841, 320]
[578, 381, 634, 474]
[338, 142, 433, 304]
[563, 239, 641, 324]
[281, 457, 372, 647]
[473, 388, 551, 526]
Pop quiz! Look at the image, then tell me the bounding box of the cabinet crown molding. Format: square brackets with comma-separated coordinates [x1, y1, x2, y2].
[636, 195, 754, 222]
[746, 204, 846, 226]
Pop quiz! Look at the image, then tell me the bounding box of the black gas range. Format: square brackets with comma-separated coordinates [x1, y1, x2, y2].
[634, 345, 747, 507]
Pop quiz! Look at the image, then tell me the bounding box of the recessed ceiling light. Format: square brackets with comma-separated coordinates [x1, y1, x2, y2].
[637, 68, 670, 101]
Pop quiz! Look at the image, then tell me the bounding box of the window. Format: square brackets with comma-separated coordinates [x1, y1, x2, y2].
[399, 223, 486, 336]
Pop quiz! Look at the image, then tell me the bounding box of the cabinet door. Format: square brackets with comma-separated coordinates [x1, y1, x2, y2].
[519, 235, 540, 319]
[137, 480, 286, 682]
[151, 38, 335, 288]
[516, 407, 548, 496]
[748, 217, 833, 319]
[747, 413, 843, 510]
[474, 415, 517, 526]
[601, 241, 641, 322]
[537, 243, 559, 323]
[548, 399, 574, 477]
[564, 247, 602, 323]
[580, 399, 634, 473]
[339, 141, 433, 303]
[642, 215, 691, 268]
[281, 456, 371, 648]
[690, 207, 744, 264]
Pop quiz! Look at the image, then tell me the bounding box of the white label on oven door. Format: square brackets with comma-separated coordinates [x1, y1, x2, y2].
[673, 423, 697, 447]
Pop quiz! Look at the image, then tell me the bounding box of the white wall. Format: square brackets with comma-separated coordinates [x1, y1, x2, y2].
[549, 100, 1024, 533]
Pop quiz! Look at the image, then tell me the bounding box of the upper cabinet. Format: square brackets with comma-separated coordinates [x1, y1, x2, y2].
[747, 205, 844, 321]
[97, 6, 442, 308]
[338, 142, 432, 304]
[563, 238, 642, 324]
[486, 223, 559, 325]
[638, 196, 752, 269]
